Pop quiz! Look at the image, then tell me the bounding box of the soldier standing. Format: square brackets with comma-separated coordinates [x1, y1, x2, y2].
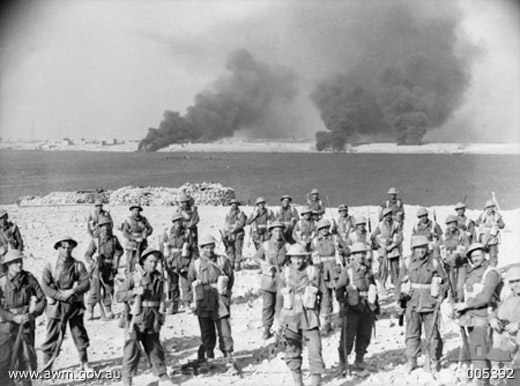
[372, 208, 403, 288]
[86, 199, 112, 237]
[454, 243, 502, 386]
[394, 235, 447, 374]
[344, 216, 373, 265]
[412, 207, 443, 244]
[175, 193, 200, 256]
[292, 207, 316, 251]
[336, 243, 379, 375]
[0, 208, 24, 275]
[441, 215, 469, 302]
[332, 205, 355, 262]
[274, 243, 328, 386]
[116, 248, 175, 386]
[121, 205, 153, 275]
[0, 250, 46, 386]
[380, 187, 405, 226]
[306, 189, 325, 220]
[455, 202, 476, 243]
[246, 197, 275, 250]
[84, 216, 123, 320]
[311, 219, 341, 336]
[476, 200, 505, 267]
[252, 221, 289, 340]
[161, 214, 193, 313]
[223, 199, 247, 271]
[41, 236, 92, 371]
[276, 195, 299, 244]
[188, 235, 234, 362]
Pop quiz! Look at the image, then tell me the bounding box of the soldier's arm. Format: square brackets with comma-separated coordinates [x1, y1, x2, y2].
[245, 210, 258, 225]
[28, 273, 47, 317]
[143, 218, 153, 237]
[274, 274, 285, 319]
[41, 267, 63, 301]
[252, 245, 266, 266]
[496, 214, 505, 229]
[393, 262, 408, 301]
[435, 223, 444, 238]
[335, 268, 349, 303]
[14, 225, 24, 251]
[74, 262, 91, 295]
[224, 258, 235, 290]
[114, 237, 124, 269]
[121, 220, 133, 240]
[115, 277, 135, 303]
[187, 207, 200, 228]
[393, 228, 404, 246]
[465, 270, 501, 309]
[187, 261, 196, 283]
[291, 223, 300, 242]
[234, 212, 247, 233]
[84, 239, 97, 267]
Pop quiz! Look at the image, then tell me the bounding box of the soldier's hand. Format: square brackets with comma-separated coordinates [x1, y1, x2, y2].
[395, 302, 404, 315]
[454, 302, 468, 312]
[505, 322, 519, 334]
[133, 286, 144, 296]
[489, 318, 500, 331]
[12, 315, 25, 325]
[61, 289, 75, 301]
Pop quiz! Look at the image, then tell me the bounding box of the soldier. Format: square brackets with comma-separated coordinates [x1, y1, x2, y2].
[161, 214, 193, 313]
[379, 187, 405, 226]
[0, 250, 46, 386]
[223, 198, 247, 271]
[412, 207, 443, 244]
[336, 243, 379, 375]
[41, 236, 92, 371]
[441, 215, 469, 302]
[252, 221, 289, 340]
[395, 235, 447, 374]
[454, 243, 502, 386]
[292, 207, 316, 252]
[488, 266, 520, 384]
[84, 216, 124, 320]
[274, 243, 328, 386]
[121, 204, 153, 275]
[0, 208, 24, 275]
[246, 197, 275, 250]
[455, 202, 476, 243]
[306, 189, 325, 220]
[332, 204, 355, 258]
[86, 199, 112, 237]
[311, 219, 341, 336]
[311, 210, 322, 223]
[175, 193, 200, 255]
[276, 194, 299, 244]
[188, 235, 234, 362]
[116, 248, 175, 386]
[372, 207, 403, 288]
[344, 216, 373, 265]
[476, 200, 505, 267]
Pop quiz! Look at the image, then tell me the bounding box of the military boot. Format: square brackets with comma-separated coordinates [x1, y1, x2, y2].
[405, 357, 417, 373]
[262, 326, 272, 340]
[87, 304, 95, 320]
[310, 374, 321, 386]
[105, 305, 115, 320]
[290, 371, 303, 386]
[354, 354, 366, 370]
[234, 261, 241, 272]
[169, 301, 179, 314]
[337, 348, 347, 377]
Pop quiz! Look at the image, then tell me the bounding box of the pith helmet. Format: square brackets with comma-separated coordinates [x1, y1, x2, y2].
[179, 193, 191, 202]
[229, 198, 241, 205]
[387, 187, 399, 194]
[338, 204, 348, 212]
[310, 188, 319, 195]
[411, 235, 429, 249]
[300, 206, 312, 215]
[287, 244, 310, 256]
[445, 215, 458, 224]
[355, 216, 367, 225]
[280, 194, 292, 202]
[129, 204, 143, 211]
[54, 235, 78, 250]
[97, 216, 113, 227]
[139, 248, 163, 264]
[0, 208, 7, 218]
[484, 200, 495, 209]
[466, 243, 487, 259]
[455, 202, 466, 210]
[382, 207, 393, 217]
[506, 266, 520, 282]
[416, 207, 428, 217]
[199, 234, 217, 247]
[94, 199, 103, 207]
[171, 213, 184, 222]
[268, 221, 285, 231]
[317, 219, 331, 230]
[255, 197, 266, 205]
[3, 249, 25, 265]
[350, 242, 367, 254]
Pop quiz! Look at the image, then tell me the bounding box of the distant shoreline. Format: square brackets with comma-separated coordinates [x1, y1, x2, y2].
[1, 140, 519, 155]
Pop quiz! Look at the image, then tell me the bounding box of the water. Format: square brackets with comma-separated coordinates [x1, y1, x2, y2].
[0, 149, 519, 209]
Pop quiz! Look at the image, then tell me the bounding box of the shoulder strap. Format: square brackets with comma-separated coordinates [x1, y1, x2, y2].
[347, 267, 354, 287]
[285, 266, 291, 284]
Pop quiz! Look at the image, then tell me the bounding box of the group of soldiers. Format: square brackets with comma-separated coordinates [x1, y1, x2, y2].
[0, 187, 516, 386]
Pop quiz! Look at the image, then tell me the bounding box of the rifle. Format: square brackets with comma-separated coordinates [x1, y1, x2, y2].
[126, 266, 143, 341]
[398, 296, 407, 327]
[219, 230, 229, 250]
[491, 192, 501, 211]
[95, 235, 107, 320]
[10, 296, 37, 370]
[424, 284, 447, 375]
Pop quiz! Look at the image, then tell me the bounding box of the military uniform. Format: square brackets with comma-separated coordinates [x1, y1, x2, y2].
[455, 202, 476, 244]
[84, 230, 123, 318]
[116, 251, 170, 385]
[476, 204, 505, 267]
[394, 236, 447, 372]
[332, 207, 355, 260]
[175, 195, 200, 254]
[253, 231, 289, 337]
[223, 202, 247, 270]
[275, 246, 329, 386]
[276, 198, 299, 244]
[121, 207, 153, 274]
[292, 210, 316, 251]
[372, 214, 403, 286]
[307, 200, 325, 220]
[0, 210, 24, 275]
[41, 237, 91, 369]
[0, 251, 46, 386]
[380, 188, 405, 225]
[188, 245, 234, 358]
[246, 199, 275, 250]
[441, 217, 469, 302]
[336, 251, 379, 372]
[86, 201, 112, 237]
[345, 227, 373, 263]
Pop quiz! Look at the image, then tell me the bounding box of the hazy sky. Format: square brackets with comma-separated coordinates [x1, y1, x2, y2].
[0, 0, 518, 142]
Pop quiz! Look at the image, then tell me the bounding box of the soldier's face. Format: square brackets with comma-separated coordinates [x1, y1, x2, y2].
[201, 243, 215, 258]
[303, 213, 311, 220]
[510, 279, 520, 296]
[258, 203, 265, 210]
[389, 194, 397, 200]
[319, 227, 329, 236]
[353, 252, 366, 265]
[470, 250, 486, 266]
[95, 205, 103, 211]
[272, 228, 283, 240]
[291, 255, 305, 270]
[143, 254, 159, 273]
[456, 208, 465, 216]
[418, 215, 428, 224]
[281, 199, 290, 208]
[339, 210, 348, 217]
[58, 241, 74, 257]
[132, 208, 141, 217]
[384, 214, 392, 223]
[414, 245, 428, 259]
[447, 221, 457, 232]
[486, 207, 495, 215]
[357, 223, 366, 231]
[231, 203, 238, 210]
[311, 193, 319, 200]
[0, 215, 7, 226]
[100, 224, 110, 236]
[7, 259, 23, 275]
[172, 220, 182, 231]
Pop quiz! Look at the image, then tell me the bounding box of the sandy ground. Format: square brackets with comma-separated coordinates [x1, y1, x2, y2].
[5, 203, 520, 386]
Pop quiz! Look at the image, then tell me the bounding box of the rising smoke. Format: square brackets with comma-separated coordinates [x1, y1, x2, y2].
[138, 49, 297, 151]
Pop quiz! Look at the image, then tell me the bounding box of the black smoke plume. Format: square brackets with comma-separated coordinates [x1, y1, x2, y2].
[311, 1, 473, 149]
[139, 49, 297, 151]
